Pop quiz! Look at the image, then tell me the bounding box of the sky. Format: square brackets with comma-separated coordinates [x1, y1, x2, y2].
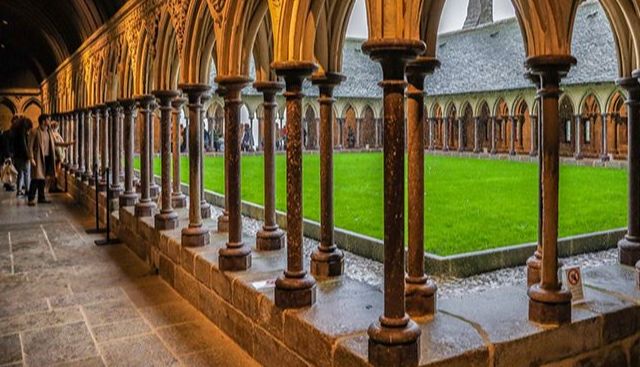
[346, 0, 516, 38]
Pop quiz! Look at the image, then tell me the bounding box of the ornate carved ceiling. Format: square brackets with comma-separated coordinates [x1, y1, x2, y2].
[0, 0, 126, 87]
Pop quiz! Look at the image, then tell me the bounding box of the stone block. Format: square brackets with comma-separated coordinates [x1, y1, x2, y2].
[216, 297, 255, 356]
[199, 283, 224, 326]
[158, 254, 175, 286]
[210, 264, 233, 303]
[175, 267, 200, 309]
[253, 325, 310, 367]
[167, 238, 182, 264]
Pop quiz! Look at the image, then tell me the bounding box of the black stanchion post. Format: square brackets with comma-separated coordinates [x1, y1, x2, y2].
[86, 164, 106, 234]
[95, 168, 121, 246]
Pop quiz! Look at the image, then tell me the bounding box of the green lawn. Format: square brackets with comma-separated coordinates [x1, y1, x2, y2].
[136, 153, 627, 256]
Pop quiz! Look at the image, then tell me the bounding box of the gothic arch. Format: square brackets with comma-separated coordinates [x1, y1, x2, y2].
[360, 104, 376, 148]
[181, 0, 216, 84]
[154, 11, 181, 91]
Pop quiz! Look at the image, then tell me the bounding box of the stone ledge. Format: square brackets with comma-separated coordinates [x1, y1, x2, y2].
[70, 175, 640, 366]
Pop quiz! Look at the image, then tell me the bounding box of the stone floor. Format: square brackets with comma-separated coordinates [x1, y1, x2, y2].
[0, 192, 259, 367]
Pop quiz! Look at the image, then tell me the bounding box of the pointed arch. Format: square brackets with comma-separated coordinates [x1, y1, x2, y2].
[181, 0, 216, 84]
[154, 11, 181, 90]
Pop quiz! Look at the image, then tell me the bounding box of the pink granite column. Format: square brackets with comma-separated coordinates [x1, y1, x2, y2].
[119, 99, 138, 207]
[171, 97, 188, 208]
[134, 96, 157, 217]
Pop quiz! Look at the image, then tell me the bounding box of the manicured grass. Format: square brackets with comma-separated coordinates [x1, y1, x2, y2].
[137, 153, 627, 256]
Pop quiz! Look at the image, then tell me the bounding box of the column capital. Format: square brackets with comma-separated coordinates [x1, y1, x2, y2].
[178, 83, 211, 104]
[105, 100, 120, 110]
[216, 75, 251, 94]
[118, 98, 137, 111]
[617, 76, 640, 102]
[273, 61, 316, 94]
[171, 97, 187, 110]
[135, 94, 155, 110]
[254, 80, 284, 101]
[526, 55, 576, 97]
[152, 90, 180, 108]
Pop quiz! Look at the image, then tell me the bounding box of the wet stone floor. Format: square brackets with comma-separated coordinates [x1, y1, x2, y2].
[0, 192, 259, 367]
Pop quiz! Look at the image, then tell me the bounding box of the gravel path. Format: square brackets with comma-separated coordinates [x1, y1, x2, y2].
[212, 205, 620, 299]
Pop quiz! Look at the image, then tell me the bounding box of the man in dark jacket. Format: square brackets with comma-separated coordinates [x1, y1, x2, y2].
[11, 116, 31, 196]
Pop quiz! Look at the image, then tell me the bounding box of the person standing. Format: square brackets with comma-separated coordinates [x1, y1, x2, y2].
[27, 114, 55, 205]
[49, 120, 73, 193]
[11, 116, 32, 197]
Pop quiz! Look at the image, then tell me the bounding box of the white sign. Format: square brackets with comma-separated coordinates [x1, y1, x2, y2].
[563, 266, 585, 304]
[252, 278, 276, 290]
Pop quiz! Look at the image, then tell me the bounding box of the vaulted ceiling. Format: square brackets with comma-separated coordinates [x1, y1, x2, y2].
[0, 0, 126, 88]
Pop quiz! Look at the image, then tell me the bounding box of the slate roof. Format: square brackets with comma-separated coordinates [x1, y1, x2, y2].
[239, 0, 617, 99]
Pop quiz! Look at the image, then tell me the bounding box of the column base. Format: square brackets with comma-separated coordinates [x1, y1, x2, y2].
[134, 200, 156, 218]
[526, 253, 541, 287]
[274, 272, 316, 309]
[618, 236, 640, 266]
[405, 276, 437, 318]
[600, 155, 610, 162]
[171, 193, 187, 209]
[88, 176, 96, 186]
[201, 202, 212, 219]
[109, 185, 123, 199]
[219, 243, 252, 271]
[529, 151, 538, 157]
[574, 153, 583, 160]
[82, 172, 91, 182]
[490, 149, 497, 155]
[256, 226, 285, 251]
[150, 184, 160, 200]
[181, 225, 210, 247]
[368, 318, 421, 367]
[217, 213, 229, 232]
[119, 192, 138, 207]
[473, 148, 481, 153]
[97, 180, 107, 192]
[509, 151, 516, 156]
[310, 247, 344, 277]
[155, 211, 179, 230]
[528, 284, 572, 325]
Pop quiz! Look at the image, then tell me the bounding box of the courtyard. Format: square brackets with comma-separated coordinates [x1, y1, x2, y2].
[142, 153, 627, 256]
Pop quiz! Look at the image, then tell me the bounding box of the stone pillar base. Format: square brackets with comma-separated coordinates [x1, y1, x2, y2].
[134, 201, 156, 218]
[530, 151, 538, 157]
[256, 227, 285, 251]
[171, 194, 187, 209]
[181, 226, 210, 247]
[109, 186, 123, 199]
[405, 277, 437, 318]
[88, 176, 96, 186]
[219, 244, 252, 271]
[368, 320, 420, 367]
[490, 149, 497, 155]
[119, 192, 138, 207]
[97, 181, 107, 192]
[150, 184, 160, 200]
[509, 150, 516, 156]
[201, 202, 212, 219]
[526, 254, 541, 287]
[528, 284, 572, 325]
[274, 273, 316, 309]
[310, 249, 344, 277]
[217, 213, 229, 232]
[155, 211, 179, 231]
[575, 153, 583, 160]
[600, 155, 610, 162]
[618, 237, 640, 266]
[473, 148, 481, 153]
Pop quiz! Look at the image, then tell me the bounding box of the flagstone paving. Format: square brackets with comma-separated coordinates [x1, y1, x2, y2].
[0, 192, 259, 367]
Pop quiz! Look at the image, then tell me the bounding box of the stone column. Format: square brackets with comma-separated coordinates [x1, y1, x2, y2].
[490, 116, 497, 154]
[119, 99, 138, 207]
[217, 87, 230, 232]
[107, 102, 123, 198]
[362, 40, 422, 366]
[405, 58, 438, 318]
[518, 116, 525, 150]
[428, 118, 435, 150]
[375, 118, 380, 148]
[273, 62, 317, 309]
[574, 114, 583, 159]
[618, 76, 640, 265]
[473, 117, 481, 153]
[171, 98, 188, 208]
[457, 118, 464, 152]
[614, 115, 620, 155]
[73, 112, 80, 172]
[76, 111, 85, 178]
[89, 107, 100, 185]
[217, 77, 252, 271]
[509, 116, 516, 155]
[199, 95, 212, 219]
[179, 83, 211, 247]
[149, 103, 160, 200]
[443, 118, 449, 151]
[530, 115, 538, 156]
[134, 95, 157, 217]
[255, 81, 286, 251]
[310, 73, 345, 277]
[527, 56, 575, 325]
[98, 105, 109, 192]
[601, 113, 609, 161]
[83, 109, 92, 181]
[152, 90, 180, 230]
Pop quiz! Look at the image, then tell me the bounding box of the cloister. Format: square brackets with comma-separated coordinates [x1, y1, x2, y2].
[4, 0, 640, 366]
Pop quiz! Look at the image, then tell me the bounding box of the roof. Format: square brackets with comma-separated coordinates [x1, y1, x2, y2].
[240, 0, 617, 99]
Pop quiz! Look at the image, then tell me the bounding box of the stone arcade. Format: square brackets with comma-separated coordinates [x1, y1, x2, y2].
[5, 0, 640, 366]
